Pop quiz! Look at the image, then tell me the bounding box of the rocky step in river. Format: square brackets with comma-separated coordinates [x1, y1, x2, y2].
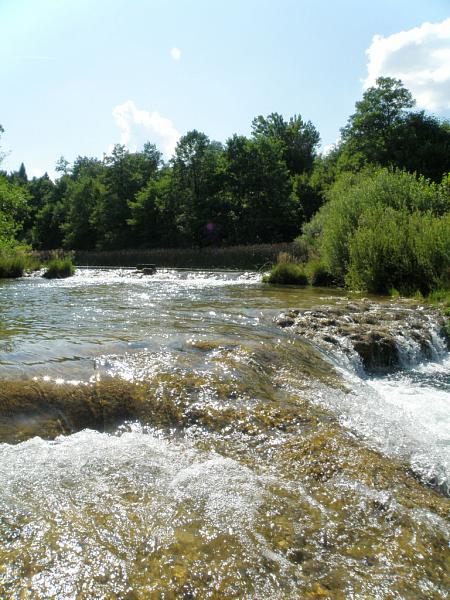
[275, 299, 449, 373]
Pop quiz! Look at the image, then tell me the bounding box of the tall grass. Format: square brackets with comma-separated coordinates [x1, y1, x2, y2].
[43, 257, 75, 279]
[0, 250, 40, 278]
[263, 263, 308, 285]
[0, 253, 26, 278]
[74, 243, 302, 270]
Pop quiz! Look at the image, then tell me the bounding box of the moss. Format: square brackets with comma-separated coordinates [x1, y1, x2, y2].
[1, 374, 449, 597]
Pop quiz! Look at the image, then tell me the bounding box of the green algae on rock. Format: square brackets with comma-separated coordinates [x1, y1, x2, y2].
[0, 373, 449, 599]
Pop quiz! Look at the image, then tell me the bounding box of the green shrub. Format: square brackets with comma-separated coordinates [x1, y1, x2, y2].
[305, 259, 335, 286]
[346, 208, 450, 294]
[263, 262, 308, 285]
[427, 289, 450, 307]
[298, 168, 450, 294]
[0, 253, 26, 278]
[43, 257, 75, 279]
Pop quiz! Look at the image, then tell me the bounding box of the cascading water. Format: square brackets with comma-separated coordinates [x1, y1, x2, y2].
[276, 301, 450, 495]
[0, 269, 449, 599]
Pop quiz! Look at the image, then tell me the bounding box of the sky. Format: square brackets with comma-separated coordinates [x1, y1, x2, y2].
[1, 0, 449, 178]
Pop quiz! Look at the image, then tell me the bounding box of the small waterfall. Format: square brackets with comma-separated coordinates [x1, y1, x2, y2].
[277, 300, 450, 495]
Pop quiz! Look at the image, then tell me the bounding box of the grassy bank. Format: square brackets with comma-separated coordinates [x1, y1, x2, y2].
[42, 256, 75, 279]
[74, 243, 303, 270]
[0, 250, 40, 278]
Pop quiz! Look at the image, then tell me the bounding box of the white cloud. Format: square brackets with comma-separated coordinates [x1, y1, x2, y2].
[111, 100, 180, 157]
[364, 18, 450, 111]
[321, 143, 337, 156]
[170, 47, 181, 61]
[31, 167, 45, 178]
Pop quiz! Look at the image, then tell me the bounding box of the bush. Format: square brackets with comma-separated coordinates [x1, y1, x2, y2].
[276, 251, 295, 264]
[43, 257, 75, 279]
[346, 209, 450, 294]
[0, 253, 26, 278]
[263, 262, 308, 285]
[305, 259, 336, 286]
[298, 168, 450, 294]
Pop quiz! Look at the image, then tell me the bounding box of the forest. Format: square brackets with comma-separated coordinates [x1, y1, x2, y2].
[1, 77, 449, 294]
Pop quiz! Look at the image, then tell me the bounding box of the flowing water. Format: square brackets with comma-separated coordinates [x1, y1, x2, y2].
[0, 269, 449, 599]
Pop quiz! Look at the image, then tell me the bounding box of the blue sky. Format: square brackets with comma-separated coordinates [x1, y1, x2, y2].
[1, 0, 449, 178]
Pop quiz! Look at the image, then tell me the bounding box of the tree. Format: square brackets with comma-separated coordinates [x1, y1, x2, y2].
[128, 168, 177, 247]
[339, 77, 415, 167]
[30, 175, 69, 249]
[55, 156, 70, 176]
[92, 143, 162, 249]
[171, 131, 225, 245]
[17, 163, 28, 182]
[300, 167, 450, 291]
[61, 176, 105, 249]
[252, 112, 320, 175]
[0, 175, 28, 248]
[224, 134, 297, 243]
[21, 173, 55, 243]
[390, 112, 450, 182]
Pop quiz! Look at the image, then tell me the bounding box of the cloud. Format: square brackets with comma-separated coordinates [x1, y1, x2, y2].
[321, 143, 337, 156]
[111, 100, 180, 157]
[170, 47, 181, 61]
[31, 167, 45, 178]
[364, 18, 450, 111]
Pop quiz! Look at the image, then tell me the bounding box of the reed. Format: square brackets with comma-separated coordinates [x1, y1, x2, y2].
[43, 256, 75, 279]
[0, 250, 41, 278]
[0, 254, 26, 278]
[74, 243, 302, 270]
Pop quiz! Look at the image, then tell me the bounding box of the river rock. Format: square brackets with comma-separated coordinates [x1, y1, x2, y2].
[275, 300, 448, 373]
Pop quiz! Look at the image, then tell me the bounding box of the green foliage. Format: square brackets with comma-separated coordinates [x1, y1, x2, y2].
[251, 112, 320, 175]
[427, 288, 450, 307]
[0, 248, 40, 278]
[300, 168, 450, 294]
[3, 87, 449, 267]
[224, 134, 297, 244]
[263, 262, 308, 285]
[0, 175, 28, 248]
[305, 259, 335, 286]
[92, 143, 161, 249]
[43, 256, 75, 279]
[335, 77, 450, 182]
[340, 77, 415, 165]
[0, 253, 26, 278]
[128, 169, 176, 247]
[61, 175, 104, 249]
[171, 131, 226, 245]
[346, 208, 449, 294]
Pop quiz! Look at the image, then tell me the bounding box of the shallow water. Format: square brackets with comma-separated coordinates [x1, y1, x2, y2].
[0, 269, 449, 599]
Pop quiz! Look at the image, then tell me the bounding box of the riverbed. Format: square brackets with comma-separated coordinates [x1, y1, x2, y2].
[0, 269, 449, 599]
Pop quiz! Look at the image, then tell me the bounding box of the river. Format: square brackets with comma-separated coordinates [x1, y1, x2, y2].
[0, 269, 449, 599]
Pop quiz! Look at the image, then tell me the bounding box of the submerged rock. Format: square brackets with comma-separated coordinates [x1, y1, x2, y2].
[275, 300, 448, 373]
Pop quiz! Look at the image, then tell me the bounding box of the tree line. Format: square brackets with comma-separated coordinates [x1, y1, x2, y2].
[1, 78, 449, 276]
